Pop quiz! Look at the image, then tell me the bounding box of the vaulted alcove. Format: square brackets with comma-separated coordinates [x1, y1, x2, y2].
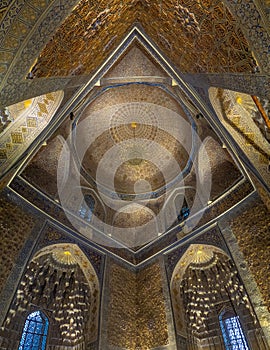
[171, 244, 268, 349]
[0, 244, 100, 350]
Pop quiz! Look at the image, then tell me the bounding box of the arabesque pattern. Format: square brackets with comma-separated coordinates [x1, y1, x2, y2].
[34, 0, 257, 78]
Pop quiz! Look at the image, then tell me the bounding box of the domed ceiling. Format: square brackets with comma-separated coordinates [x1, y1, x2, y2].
[3, 10, 255, 261]
[75, 84, 193, 197]
[46, 36, 243, 252]
[7, 29, 248, 257]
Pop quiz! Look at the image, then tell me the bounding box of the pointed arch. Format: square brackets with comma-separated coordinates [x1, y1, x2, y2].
[4, 243, 100, 349]
[62, 186, 107, 227]
[18, 310, 49, 350]
[33, 243, 100, 307]
[171, 244, 229, 286]
[0, 91, 64, 178]
[208, 87, 270, 188]
[162, 186, 195, 231]
[32, 243, 100, 345]
[170, 244, 261, 349]
[219, 307, 250, 350]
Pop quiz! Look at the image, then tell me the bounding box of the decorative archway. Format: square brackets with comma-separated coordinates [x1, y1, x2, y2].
[170, 244, 266, 349]
[0, 91, 64, 179]
[3, 243, 100, 349]
[112, 203, 159, 247]
[209, 88, 270, 188]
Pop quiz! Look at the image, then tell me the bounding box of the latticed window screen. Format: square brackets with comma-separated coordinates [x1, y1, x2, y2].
[79, 195, 95, 222]
[18, 311, 49, 350]
[219, 313, 249, 350]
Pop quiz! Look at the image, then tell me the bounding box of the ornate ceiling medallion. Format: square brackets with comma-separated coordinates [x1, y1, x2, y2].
[109, 103, 158, 145]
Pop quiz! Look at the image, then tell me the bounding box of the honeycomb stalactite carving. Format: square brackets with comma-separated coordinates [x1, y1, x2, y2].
[3, 247, 99, 348]
[171, 245, 264, 348]
[182, 254, 254, 337]
[0, 193, 36, 292]
[34, 0, 256, 78]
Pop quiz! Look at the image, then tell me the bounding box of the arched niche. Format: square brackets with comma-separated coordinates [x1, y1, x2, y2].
[80, 187, 107, 224]
[62, 186, 107, 232]
[22, 135, 67, 198]
[2, 243, 100, 350]
[199, 136, 242, 200]
[162, 187, 194, 230]
[161, 133, 242, 233]
[112, 203, 159, 248]
[170, 244, 267, 350]
[0, 91, 64, 178]
[208, 87, 270, 187]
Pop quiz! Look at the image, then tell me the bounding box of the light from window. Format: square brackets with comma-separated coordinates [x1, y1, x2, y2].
[79, 195, 95, 222]
[18, 311, 48, 350]
[219, 314, 249, 350]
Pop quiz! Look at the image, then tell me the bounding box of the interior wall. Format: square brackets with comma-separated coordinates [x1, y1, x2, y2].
[101, 258, 171, 349]
[101, 259, 137, 349]
[0, 192, 37, 293]
[227, 197, 270, 314]
[0, 190, 269, 349]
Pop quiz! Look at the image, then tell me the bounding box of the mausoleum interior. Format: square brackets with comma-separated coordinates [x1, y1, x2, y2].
[0, 1, 270, 349]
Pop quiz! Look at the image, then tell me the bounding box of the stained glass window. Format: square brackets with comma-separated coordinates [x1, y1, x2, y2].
[79, 195, 95, 222]
[219, 312, 249, 350]
[18, 311, 49, 350]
